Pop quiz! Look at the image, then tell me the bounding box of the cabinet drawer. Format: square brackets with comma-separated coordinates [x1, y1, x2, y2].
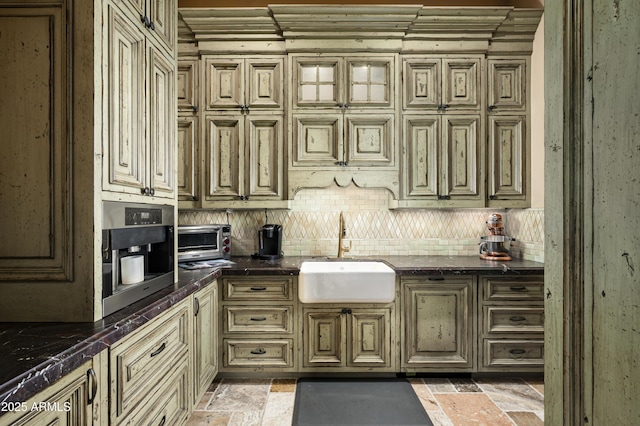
[483, 307, 544, 334]
[224, 339, 293, 368]
[482, 276, 544, 301]
[224, 306, 293, 334]
[124, 362, 190, 426]
[482, 339, 544, 369]
[110, 300, 189, 419]
[223, 277, 293, 301]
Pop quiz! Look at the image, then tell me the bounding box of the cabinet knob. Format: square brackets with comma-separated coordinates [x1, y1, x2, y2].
[149, 187, 155, 196]
[488, 105, 497, 112]
[141, 187, 150, 196]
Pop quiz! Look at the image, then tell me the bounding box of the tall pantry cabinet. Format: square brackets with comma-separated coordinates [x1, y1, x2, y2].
[0, 0, 177, 322]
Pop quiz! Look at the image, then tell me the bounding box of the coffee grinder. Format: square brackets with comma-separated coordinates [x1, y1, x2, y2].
[479, 213, 515, 261]
[257, 209, 282, 260]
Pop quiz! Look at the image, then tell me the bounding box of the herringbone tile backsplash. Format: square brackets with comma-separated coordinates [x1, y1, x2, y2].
[179, 185, 544, 262]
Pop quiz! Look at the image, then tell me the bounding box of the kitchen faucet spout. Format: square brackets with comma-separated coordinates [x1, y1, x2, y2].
[337, 212, 351, 258]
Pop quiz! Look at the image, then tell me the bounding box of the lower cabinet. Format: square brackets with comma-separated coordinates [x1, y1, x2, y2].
[220, 276, 297, 372]
[109, 298, 191, 425]
[301, 306, 396, 372]
[401, 276, 476, 372]
[478, 275, 544, 372]
[192, 282, 218, 406]
[0, 350, 107, 426]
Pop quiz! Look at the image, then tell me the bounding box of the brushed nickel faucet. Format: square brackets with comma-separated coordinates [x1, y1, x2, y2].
[337, 211, 351, 258]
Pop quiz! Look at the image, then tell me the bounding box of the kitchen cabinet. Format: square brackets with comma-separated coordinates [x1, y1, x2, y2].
[0, 351, 107, 426]
[220, 276, 296, 371]
[177, 58, 200, 206]
[288, 53, 399, 197]
[402, 57, 481, 112]
[395, 55, 484, 208]
[301, 306, 396, 372]
[115, 0, 176, 55]
[401, 277, 476, 371]
[102, 0, 176, 201]
[196, 56, 288, 208]
[478, 275, 544, 372]
[486, 57, 530, 208]
[400, 114, 483, 206]
[109, 298, 190, 425]
[192, 282, 218, 406]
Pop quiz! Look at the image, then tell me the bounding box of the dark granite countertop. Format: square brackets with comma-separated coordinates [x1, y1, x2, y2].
[0, 255, 542, 410]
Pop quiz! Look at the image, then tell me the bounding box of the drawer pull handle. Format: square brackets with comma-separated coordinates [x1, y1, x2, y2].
[428, 277, 445, 281]
[251, 317, 267, 321]
[250, 287, 267, 291]
[509, 349, 526, 355]
[509, 316, 527, 322]
[159, 415, 166, 426]
[509, 286, 527, 292]
[87, 368, 98, 405]
[251, 348, 266, 355]
[150, 342, 166, 358]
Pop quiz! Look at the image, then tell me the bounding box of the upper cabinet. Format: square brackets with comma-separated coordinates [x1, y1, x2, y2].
[102, 0, 177, 201]
[178, 6, 543, 209]
[403, 57, 481, 112]
[115, 0, 176, 55]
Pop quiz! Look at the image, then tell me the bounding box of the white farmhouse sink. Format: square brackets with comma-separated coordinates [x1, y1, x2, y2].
[298, 261, 396, 303]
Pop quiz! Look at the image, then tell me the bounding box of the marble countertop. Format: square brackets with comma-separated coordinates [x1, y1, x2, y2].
[0, 255, 543, 409]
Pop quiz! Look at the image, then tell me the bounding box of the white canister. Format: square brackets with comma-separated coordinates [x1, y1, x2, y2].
[121, 255, 144, 285]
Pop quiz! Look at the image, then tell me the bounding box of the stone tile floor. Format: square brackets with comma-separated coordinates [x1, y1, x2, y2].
[187, 376, 544, 426]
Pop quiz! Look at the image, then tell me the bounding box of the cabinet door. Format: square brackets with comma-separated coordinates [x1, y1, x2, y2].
[488, 116, 526, 202]
[403, 116, 440, 198]
[441, 115, 481, 199]
[0, 360, 98, 425]
[350, 310, 391, 367]
[442, 58, 481, 110]
[204, 115, 243, 200]
[346, 57, 395, 108]
[345, 114, 395, 167]
[402, 278, 475, 369]
[246, 115, 284, 199]
[177, 116, 199, 202]
[303, 310, 346, 367]
[204, 58, 245, 110]
[104, 5, 146, 194]
[193, 284, 217, 406]
[147, 46, 175, 199]
[488, 59, 526, 112]
[147, 0, 176, 54]
[291, 114, 343, 167]
[177, 59, 198, 113]
[292, 57, 341, 108]
[402, 58, 441, 109]
[247, 58, 284, 109]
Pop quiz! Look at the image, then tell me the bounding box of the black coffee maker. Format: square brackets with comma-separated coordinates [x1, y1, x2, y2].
[258, 224, 282, 259]
[256, 209, 282, 259]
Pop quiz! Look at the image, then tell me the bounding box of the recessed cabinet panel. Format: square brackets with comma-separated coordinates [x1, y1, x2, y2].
[442, 116, 480, 198]
[204, 116, 242, 199]
[247, 116, 284, 198]
[247, 58, 284, 109]
[304, 311, 345, 366]
[403, 116, 440, 198]
[488, 116, 526, 200]
[177, 60, 198, 112]
[177, 116, 198, 201]
[292, 114, 343, 166]
[403, 58, 441, 109]
[350, 310, 390, 366]
[148, 47, 175, 198]
[105, 6, 146, 193]
[443, 59, 481, 110]
[204, 59, 244, 110]
[346, 115, 394, 166]
[488, 59, 525, 111]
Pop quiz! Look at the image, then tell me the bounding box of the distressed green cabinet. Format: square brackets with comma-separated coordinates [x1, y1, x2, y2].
[192, 283, 218, 406]
[401, 277, 476, 372]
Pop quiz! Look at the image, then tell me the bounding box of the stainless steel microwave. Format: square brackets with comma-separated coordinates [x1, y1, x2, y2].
[177, 224, 231, 262]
